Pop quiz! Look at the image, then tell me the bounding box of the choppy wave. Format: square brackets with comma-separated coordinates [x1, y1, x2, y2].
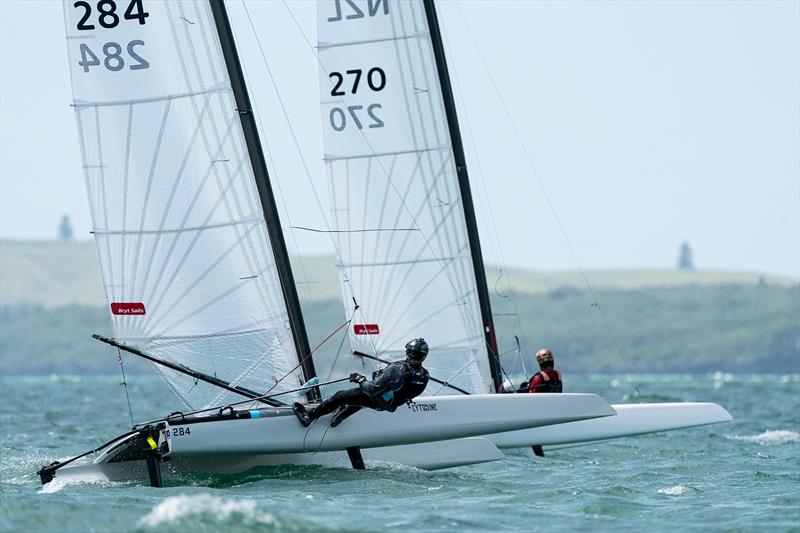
[657, 485, 693, 496]
[4, 374, 799, 532]
[732, 430, 800, 445]
[620, 393, 683, 403]
[140, 495, 274, 527]
[37, 477, 128, 495]
[37, 477, 69, 494]
[365, 460, 427, 473]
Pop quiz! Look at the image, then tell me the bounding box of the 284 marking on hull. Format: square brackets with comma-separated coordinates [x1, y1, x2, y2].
[165, 427, 191, 438]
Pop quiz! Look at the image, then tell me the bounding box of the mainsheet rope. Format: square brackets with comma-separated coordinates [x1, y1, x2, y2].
[302, 305, 358, 455]
[260, 316, 353, 400]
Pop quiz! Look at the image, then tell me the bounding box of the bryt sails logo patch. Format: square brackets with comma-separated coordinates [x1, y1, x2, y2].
[353, 324, 379, 335]
[111, 302, 146, 315]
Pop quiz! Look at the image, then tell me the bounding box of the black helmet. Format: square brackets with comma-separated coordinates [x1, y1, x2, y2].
[405, 338, 429, 363]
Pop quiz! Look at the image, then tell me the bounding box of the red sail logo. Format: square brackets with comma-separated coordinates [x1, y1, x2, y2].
[353, 324, 380, 335]
[111, 302, 146, 316]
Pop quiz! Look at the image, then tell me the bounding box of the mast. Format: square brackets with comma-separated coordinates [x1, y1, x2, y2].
[423, 0, 503, 392]
[209, 0, 319, 399]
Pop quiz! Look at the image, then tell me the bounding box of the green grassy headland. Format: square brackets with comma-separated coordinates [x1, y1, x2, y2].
[1, 240, 797, 375]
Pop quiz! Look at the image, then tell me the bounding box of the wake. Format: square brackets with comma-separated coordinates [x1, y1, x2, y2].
[731, 430, 800, 445]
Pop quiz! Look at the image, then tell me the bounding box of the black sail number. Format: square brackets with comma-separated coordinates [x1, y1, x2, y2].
[74, 0, 150, 73]
[328, 66, 386, 131]
[74, 0, 149, 31]
[367, 67, 385, 91]
[97, 0, 120, 28]
[330, 72, 345, 96]
[74, 1, 95, 30]
[329, 67, 385, 96]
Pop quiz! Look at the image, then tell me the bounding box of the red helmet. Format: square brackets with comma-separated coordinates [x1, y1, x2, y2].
[535, 348, 554, 366]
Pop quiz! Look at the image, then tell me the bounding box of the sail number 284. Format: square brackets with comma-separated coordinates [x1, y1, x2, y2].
[73, 0, 150, 73]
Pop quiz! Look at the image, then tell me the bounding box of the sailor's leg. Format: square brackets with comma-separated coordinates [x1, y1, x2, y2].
[294, 388, 373, 426]
[309, 388, 365, 418]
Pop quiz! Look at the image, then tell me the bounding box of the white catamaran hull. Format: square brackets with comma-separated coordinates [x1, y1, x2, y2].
[167, 394, 614, 455]
[487, 402, 733, 450]
[46, 400, 733, 485]
[50, 437, 506, 484]
[45, 393, 614, 484]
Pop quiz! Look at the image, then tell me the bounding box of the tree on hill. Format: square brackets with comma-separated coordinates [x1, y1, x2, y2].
[58, 215, 73, 241]
[677, 241, 694, 270]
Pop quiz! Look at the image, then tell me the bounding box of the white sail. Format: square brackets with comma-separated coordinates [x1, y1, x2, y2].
[63, 0, 304, 409]
[317, 0, 493, 393]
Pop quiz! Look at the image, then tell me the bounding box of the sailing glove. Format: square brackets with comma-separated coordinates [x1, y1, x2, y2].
[349, 372, 366, 384]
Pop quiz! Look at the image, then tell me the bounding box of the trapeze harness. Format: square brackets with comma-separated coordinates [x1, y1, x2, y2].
[378, 363, 429, 411]
[527, 369, 563, 393]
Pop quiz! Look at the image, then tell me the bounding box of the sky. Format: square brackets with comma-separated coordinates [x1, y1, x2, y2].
[1, 0, 798, 278]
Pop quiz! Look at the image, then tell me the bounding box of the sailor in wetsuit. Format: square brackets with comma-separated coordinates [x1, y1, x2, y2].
[524, 348, 563, 393]
[293, 338, 430, 427]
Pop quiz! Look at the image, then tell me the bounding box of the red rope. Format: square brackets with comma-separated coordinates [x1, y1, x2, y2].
[261, 318, 352, 396]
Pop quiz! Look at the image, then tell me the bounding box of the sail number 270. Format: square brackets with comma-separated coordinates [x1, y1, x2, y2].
[329, 67, 385, 131]
[74, 0, 150, 73]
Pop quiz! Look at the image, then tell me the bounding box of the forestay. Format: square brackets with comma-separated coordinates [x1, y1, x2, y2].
[63, 0, 304, 409]
[318, 0, 493, 394]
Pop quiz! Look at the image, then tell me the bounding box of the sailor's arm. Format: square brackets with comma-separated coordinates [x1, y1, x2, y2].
[359, 364, 402, 396]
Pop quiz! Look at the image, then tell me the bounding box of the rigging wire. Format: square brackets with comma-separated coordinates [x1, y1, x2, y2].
[452, 1, 641, 397]
[436, 29, 531, 378]
[239, 1, 355, 299]
[233, 2, 317, 312]
[116, 348, 135, 427]
[240, 0, 384, 365]
[130, 309, 358, 425]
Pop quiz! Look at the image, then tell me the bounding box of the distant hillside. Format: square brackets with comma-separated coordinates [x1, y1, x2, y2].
[2, 240, 794, 307]
[1, 241, 105, 307]
[1, 240, 798, 375]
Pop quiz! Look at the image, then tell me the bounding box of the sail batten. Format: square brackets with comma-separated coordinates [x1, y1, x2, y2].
[323, 146, 448, 162]
[72, 85, 230, 108]
[64, 0, 305, 409]
[92, 216, 264, 236]
[318, 33, 427, 50]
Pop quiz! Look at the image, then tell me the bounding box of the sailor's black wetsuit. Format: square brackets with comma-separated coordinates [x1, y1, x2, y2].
[306, 361, 429, 424]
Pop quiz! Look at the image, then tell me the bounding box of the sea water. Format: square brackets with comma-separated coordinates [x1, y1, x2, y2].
[1, 374, 798, 532]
